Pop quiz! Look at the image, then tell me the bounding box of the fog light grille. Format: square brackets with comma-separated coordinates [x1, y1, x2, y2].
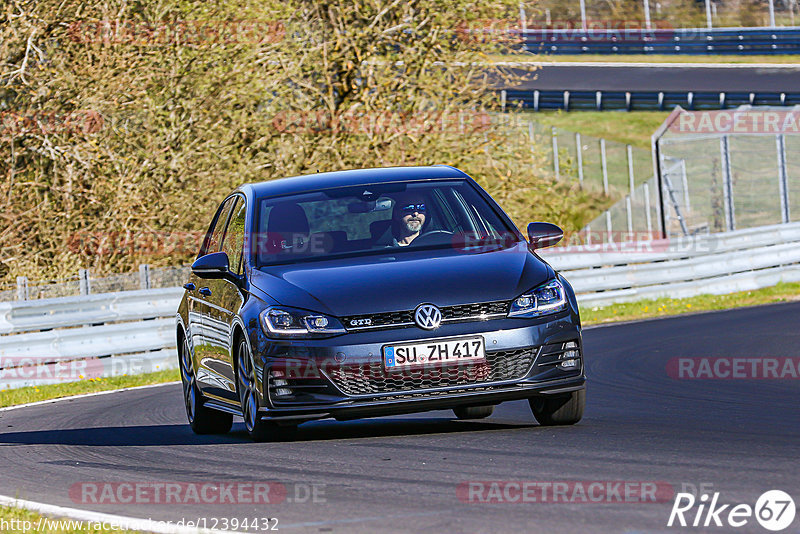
[326, 348, 536, 396]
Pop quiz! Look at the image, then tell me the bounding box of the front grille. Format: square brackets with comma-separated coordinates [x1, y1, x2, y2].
[326, 348, 537, 396]
[341, 300, 511, 331]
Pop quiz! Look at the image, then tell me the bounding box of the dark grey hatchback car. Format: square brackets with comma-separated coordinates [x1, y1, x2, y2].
[176, 165, 586, 441]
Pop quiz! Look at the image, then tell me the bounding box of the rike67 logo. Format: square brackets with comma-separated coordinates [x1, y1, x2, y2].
[668, 490, 796, 531]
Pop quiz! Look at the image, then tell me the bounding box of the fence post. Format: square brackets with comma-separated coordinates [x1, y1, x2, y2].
[627, 144, 635, 199]
[605, 211, 613, 243]
[139, 264, 151, 290]
[644, 182, 653, 234]
[533, 90, 540, 112]
[500, 89, 507, 112]
[680, 159, 690, 210]
[626, 195, 633, 235]
[576, 133, 584, 185]
[528, 121, 536, 166]
[777, 134, 791, 223]
[720, 135, 735, 231]
[652, 132, 666, 239]
[16, 276, 28, 301]
[552, 127, 560, 179]
[600, 139, 609, 195]
[79, 268, 91, 296]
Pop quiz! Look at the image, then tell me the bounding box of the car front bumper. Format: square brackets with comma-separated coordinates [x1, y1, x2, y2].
[250, 311, 584, 422]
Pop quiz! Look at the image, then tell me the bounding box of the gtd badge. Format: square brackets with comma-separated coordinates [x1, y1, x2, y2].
[414, 304, 442, 330]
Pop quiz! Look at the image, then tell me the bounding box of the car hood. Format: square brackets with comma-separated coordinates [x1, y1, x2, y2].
[250, 247, 553, 317]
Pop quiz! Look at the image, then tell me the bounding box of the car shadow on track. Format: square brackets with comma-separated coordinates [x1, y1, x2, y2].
[0, 418, 538, 446]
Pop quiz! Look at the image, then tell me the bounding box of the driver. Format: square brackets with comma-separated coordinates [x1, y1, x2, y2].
[391, 194, 427, 246]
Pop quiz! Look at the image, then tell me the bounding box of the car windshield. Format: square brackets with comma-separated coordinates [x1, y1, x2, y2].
[254, 179, 521, 266]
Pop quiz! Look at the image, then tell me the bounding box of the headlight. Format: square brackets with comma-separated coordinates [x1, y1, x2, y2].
[508, 279, 567, 318]
[260, 306, 346, 338]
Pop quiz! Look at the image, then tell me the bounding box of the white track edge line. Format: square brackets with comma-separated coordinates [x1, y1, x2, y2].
[0, 382, 180, 412]
[0, 494, 228, 534]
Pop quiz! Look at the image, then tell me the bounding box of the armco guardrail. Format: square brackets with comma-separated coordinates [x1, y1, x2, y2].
[540, 221, 800, 306]
[0, 289, 182, 390]
[503, 89, 800, 111]
[522, 26, 800, 55]
[3, 222, 800, 388]
[0, 287, 184, 334]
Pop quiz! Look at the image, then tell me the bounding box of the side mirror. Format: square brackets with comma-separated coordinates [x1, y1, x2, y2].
[527, 222, 563, 250]
[191, 252, 230, 279]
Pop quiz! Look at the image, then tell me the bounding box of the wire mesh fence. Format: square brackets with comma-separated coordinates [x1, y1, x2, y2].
[579, 105, 800, 245]
[3, 265, 191, 302]
[655, 106, 800, 239]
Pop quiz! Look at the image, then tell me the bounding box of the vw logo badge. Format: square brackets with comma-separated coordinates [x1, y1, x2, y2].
[414, 304, 442, 330]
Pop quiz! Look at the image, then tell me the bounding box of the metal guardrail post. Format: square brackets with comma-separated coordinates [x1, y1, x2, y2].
[720, 135, 736, 232]
[533, 90, 539, 112]
[552, 127, 560, 179]
[79, 269, 91, 296]
[605, 212, 613, 242]
[576, 133, 584, 185]
[139, 264, 151, 290]
[500, 90, 507, 112]
[563, 91, 570, 111]
[16, 277, 28, 301]
[627, 145, 636, 199]
[777, 134, 791, 223]
[600, 139, 609, 195]
[644, 182, 653, 233]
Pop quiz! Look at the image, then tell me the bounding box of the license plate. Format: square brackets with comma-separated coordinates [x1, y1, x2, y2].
[383, 336, 485, 371]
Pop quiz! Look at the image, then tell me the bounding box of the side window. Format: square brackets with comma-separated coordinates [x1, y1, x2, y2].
[199, 197, 236, 257]
[220, 198, 246, 275]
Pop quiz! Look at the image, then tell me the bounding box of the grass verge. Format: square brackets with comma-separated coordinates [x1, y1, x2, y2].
[0, 369, 179, 409]
[580, 281, 800, 326]
[525, 110, 669, 148]
[0, 505, 141, 533]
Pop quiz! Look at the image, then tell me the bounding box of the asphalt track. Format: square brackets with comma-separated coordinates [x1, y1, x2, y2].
[503, 64, 800, 92]
[1, 302, 799, 533]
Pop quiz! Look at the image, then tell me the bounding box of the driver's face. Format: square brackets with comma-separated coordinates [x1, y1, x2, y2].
[399, 202, 426, 234]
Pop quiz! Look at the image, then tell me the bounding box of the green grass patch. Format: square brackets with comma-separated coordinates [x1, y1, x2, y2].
[525, 110, 669, 149]
[495, 54, 800, 64]
[580, 281, 800, 326]
[0, 505, 140, 533]
[0, 369, 179, 409]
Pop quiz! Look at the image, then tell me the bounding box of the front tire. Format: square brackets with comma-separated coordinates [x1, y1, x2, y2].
[179, 337, 233, 435]
[236, 340, 296, 442]
[453, 405, 494, 420]
[529, 389, 585, 426]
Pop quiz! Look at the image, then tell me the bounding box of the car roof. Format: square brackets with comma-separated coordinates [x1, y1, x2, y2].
[241, 165, 470, 199]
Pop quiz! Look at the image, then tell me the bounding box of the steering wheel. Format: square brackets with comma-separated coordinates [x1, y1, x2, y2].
[411, 230, 454, 246]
